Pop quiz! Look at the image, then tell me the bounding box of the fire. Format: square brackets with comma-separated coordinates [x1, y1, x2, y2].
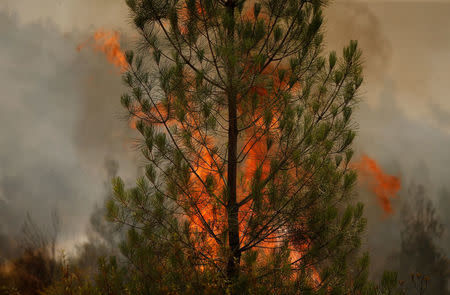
[103, 1, 319, 286]
[77, 30, 128, 72]
[354, 155, 401, 213]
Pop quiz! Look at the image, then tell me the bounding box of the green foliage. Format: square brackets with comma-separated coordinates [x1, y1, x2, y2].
[106, 0, 368, 293]
[47, 0, 414, 294]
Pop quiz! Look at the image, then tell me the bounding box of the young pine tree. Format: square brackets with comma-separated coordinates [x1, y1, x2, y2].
[106, 0, 369, 293]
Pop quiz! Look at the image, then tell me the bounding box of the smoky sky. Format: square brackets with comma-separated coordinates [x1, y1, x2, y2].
[325, 1, 450, 198]
[0, 10, 138, 247]
[325, 2, 450, 280]
[0, 0, 129, 32]
[0, 0, 449, 269]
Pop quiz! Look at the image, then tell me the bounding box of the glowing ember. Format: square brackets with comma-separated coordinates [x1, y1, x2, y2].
[77, 30, 128, 72]
[355, 155, 401, 213]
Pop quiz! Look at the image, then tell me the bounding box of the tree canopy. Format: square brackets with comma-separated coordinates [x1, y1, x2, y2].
[101, 0, 371, 293]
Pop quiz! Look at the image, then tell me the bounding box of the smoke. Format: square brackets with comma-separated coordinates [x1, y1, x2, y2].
[0, 9, 138, 253]
[355, 83, 450, 284]
[325, 1, 392, 85]
[325, 2, 450, 287]
[328, 1, 450, 126]
[0, 13, 89, 234]
[0, 0, 130, 32]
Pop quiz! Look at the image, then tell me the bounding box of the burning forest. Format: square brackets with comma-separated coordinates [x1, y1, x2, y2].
[0, 0, 449, 294]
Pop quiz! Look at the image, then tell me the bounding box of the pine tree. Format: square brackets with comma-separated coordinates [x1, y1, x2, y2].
[106, 0, 368, 293]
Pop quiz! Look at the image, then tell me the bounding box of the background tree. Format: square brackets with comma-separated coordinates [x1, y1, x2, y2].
[74, 159, 124, 274]
[0, 213, 61, 295]
[394, 184, 449, 295]
[105, 0, 368, 293]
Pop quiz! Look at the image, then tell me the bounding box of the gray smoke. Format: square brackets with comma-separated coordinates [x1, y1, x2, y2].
[0, 9, 138, 252]
[0, 0, 129, 32]
[0, 2, 449, 288]
[326, 1, 450, 284]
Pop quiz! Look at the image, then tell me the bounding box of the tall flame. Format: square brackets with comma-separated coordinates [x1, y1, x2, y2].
[354, 155, 401, 213]
[77, 30, 128, 72]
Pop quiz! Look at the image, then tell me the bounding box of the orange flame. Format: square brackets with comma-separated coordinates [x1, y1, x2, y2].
[355, 155, 401, 214]
[77, 30, 128, 72]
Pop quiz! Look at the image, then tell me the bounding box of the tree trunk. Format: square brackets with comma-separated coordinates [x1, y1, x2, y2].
[226, 89, 240, 280]
[225, 0, 241, 286]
